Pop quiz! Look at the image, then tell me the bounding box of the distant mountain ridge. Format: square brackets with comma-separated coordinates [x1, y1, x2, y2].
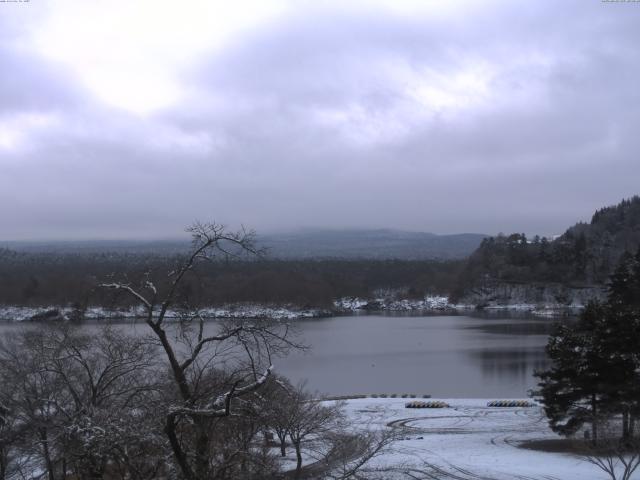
[3, 229, 488, 260]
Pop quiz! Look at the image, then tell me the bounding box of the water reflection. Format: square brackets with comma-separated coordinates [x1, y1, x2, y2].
[462, 321, 557, 336]
[469, 348, 549, 386]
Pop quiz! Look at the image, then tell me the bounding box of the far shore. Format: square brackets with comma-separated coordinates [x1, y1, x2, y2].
[0, 297, 584, 322]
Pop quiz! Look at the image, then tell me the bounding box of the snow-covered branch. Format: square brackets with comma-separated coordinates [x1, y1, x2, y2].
[169, 365, 273, 419]
[178, 326, 244, 372]
[99, 283, 153, 310]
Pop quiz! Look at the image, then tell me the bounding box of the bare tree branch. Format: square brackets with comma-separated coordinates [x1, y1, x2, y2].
[99, 283, 153, 311]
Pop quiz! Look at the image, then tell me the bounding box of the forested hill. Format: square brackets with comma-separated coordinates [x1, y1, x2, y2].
[452, 196, 640, 299]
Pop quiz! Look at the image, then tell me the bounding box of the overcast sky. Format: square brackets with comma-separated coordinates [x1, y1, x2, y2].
[1, 0, 639, 240]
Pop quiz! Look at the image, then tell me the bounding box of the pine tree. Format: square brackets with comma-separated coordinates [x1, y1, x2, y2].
[600, 246, 640, 439]
[631, 247, 640, 307]
[536, 303, 607, 443]
[608, 251, 636, 308]
[596, 304, 640, 440]
[536, 246, 640, 444]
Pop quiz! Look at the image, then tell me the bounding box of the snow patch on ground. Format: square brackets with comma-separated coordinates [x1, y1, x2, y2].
[338, 397, 601, 480]
[0, 306, 48, 322]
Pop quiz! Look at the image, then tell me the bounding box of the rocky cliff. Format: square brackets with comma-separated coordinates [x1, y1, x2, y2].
[458, 281, 606, 309]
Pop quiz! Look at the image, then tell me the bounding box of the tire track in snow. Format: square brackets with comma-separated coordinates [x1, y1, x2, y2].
[386, 405, 559, 480]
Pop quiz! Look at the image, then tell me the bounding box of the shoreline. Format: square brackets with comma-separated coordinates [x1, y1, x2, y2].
[0, 297, 584, 322]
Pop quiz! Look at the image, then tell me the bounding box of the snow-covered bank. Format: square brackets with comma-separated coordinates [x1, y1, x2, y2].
[333, 295, 583, 317]
[338, 397, 600, 480]
[0, 304, 330, 322]
[334, 295, 454, 312]
[0, 294, 584, 322]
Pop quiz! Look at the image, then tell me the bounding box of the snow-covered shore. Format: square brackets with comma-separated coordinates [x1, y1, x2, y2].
[0, 295, 584, 322]
[333, 295, 456, 312]
[337, 397, 600, 480]
[0, 304, 330, 322]
[333, 295, 583, 317]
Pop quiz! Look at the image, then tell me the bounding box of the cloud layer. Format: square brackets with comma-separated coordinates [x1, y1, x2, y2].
[1, 0, 639, 240]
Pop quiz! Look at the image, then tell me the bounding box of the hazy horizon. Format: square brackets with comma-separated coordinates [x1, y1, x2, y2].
[3, 227, 490, 244]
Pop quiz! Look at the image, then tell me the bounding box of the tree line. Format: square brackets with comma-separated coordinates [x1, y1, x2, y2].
[0, 248, 462, 310]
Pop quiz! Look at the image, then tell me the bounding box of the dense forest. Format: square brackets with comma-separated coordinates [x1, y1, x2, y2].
[0, 249, 463, 309]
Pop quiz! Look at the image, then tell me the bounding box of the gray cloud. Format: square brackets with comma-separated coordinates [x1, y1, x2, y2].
[1, 1, 640, 240]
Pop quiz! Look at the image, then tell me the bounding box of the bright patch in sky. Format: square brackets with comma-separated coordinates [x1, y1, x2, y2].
[32, 0, 288, 114]
[409, 66, 492, 112]
[0, 113, 58, 152]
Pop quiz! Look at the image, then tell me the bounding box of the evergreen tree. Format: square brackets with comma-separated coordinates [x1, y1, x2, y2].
[536, 303, 607, 443]
[536, 246, 640, 443]
[608, 251, 636, 308]
[631, 248, 640, 307]
[601, 246, 640, 439]
[595, 303, 640, 440]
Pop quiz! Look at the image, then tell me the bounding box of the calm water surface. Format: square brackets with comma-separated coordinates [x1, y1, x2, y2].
[277, 314, 555, 397]
[0, 313, 559, 398]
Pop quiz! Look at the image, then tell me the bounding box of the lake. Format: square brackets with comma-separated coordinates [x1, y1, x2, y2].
[277, 313, 556, 398]
[0, 312, 559, 398]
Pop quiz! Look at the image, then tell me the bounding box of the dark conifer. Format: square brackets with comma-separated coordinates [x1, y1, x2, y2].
[536, 303, 607, 443]
[536, 248, 640, 443]
[608, 251, 635, 308]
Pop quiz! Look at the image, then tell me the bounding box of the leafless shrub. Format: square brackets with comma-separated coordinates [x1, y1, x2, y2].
[585, 437, 640, 480]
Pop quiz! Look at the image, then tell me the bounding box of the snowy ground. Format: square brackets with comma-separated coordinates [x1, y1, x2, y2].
[338, 398, 610, 480]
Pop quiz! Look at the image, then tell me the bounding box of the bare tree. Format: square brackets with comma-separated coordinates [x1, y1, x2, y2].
[0, 400, 24, 480]
[0, 324, 161, 480]
[0, 327, 74, 480]
[101, 222, 300, 480]
[321, 429, 400, 480]
[51, 327, 162, 479]
[280, 384, 344, 479]
[259, 378, 399, 480]
[259, 375, 296, 458]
